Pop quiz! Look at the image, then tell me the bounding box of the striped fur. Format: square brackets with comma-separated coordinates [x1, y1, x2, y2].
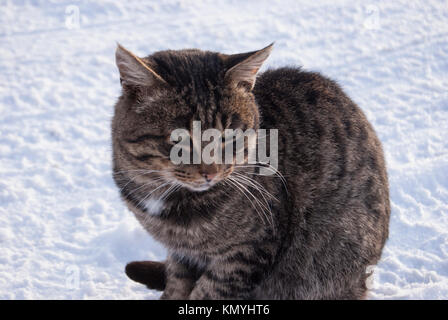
[112, 45, 390, 299]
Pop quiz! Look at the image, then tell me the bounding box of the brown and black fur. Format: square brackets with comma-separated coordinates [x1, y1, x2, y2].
[112, 43, 390, 299]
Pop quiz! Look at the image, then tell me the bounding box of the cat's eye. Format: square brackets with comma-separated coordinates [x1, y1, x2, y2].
[134, 152, 170, 162]
[135, 154, 157, 161]
[221, 134, 236, 145]
[126, 133, 167, 144]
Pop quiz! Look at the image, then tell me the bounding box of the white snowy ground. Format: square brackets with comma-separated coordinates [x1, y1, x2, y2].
[0, 0, 447, 299]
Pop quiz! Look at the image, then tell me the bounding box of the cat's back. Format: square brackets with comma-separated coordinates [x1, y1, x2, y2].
[253, 67, 390, 299]
[253, 66, 388, 189]
[254, 66, 389, 213]
[254, 66, 365, 128]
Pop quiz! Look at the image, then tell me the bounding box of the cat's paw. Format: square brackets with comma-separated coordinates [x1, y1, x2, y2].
[125, 261, 166, 291]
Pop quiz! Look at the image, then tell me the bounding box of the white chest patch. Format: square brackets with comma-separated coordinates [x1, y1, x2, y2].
[144, 198, 165, 215]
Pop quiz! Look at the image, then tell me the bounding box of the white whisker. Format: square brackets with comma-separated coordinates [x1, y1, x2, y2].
[227, 176, 272, 227]
[235, 163, 288, 194]
[231, 176, 275, 225]
[232, 171, 278, 202]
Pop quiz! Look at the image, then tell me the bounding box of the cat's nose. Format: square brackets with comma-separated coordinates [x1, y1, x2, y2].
[199, 165, 219, 183]
[200, 172, 217, 183]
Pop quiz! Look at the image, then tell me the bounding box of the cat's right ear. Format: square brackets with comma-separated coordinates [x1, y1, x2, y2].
[115, 44, 166, 88]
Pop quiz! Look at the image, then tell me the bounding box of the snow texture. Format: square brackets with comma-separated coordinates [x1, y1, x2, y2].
[0, 0, 447, 299]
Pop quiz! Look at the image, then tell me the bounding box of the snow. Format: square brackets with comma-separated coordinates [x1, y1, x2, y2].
[0, 0, 447, 299]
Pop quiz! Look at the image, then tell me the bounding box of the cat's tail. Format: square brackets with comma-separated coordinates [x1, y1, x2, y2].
[125, 261, 166, 291]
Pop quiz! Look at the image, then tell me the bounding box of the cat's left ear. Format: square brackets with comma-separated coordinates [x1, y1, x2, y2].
[224, 43, 273, 90]
[115, 43, 167, 87]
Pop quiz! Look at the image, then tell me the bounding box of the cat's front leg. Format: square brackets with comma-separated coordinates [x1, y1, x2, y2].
[189, 247, 272, 300]
[160, 255, 197, 300]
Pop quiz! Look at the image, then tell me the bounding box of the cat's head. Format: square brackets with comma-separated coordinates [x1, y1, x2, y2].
[112, 43, 272, 194]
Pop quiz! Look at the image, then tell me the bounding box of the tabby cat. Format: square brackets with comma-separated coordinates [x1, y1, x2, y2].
[112, 43, 390, 299]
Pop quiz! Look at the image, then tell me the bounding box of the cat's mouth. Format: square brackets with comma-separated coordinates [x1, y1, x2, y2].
[178, 180, 217, 192]
[170, 174, 221, 192]
[169, 167, 232, 192]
